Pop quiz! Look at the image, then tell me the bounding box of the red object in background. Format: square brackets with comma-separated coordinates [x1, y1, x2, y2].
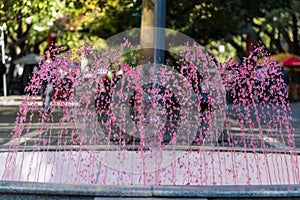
[246, 34, 256, 56]
[47, 32, 57, 49]
[280, 56, 300, 67]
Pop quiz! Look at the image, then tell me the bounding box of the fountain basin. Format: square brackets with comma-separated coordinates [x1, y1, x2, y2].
[1, 149, 299, 186]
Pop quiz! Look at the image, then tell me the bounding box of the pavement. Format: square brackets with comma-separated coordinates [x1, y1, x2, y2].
[0, 95, 300, 153]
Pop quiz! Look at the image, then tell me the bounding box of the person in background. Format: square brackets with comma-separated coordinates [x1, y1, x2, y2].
[279, 65, 290, 101]
[0, 61, 5, 76]
[0, 61, 6, 95]
[40, 48, 55, 113]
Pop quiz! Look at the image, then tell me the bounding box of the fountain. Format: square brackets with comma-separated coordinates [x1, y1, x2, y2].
[0, 28, 299, 198]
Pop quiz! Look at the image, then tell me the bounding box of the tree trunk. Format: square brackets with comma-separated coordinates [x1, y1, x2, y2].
[139, 0, 155, 65]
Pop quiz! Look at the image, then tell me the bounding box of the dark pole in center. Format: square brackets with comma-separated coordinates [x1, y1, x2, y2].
[154, 0, 166, 64]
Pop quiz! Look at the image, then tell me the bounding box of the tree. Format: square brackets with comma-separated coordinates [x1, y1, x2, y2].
[166, 0, 300, 60]
[139, 0, 155, 64]
[1, 0, 37, 92]
[1, 0, 299, 95]
[0, 0, 101, 94]
[87, 0, 141, 39]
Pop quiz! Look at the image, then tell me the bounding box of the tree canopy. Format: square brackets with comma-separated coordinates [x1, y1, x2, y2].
[0, 0, 299, 94]
[166, 0, 300, 59]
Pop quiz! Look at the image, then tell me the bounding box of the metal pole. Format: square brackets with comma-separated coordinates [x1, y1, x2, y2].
[154, 0, 166, 64]
[1, 25, 7, 98]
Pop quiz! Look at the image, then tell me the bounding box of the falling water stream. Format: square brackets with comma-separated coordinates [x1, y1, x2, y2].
[1, 28, 299, 186]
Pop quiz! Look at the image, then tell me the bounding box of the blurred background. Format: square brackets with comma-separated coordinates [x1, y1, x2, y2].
[0, 0, 299, 100]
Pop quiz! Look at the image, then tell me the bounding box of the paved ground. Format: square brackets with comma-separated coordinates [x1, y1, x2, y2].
[0, 95, 300, 153]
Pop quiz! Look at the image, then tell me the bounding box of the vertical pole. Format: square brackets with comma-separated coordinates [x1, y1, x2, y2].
[154, 0, 166, 64]
[1, 26, 7, 98]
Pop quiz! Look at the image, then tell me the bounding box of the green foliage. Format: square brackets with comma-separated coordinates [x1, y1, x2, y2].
[0, 0, 299, 65]
[88, 0, 141, 39]
[166, 0, 300, 59]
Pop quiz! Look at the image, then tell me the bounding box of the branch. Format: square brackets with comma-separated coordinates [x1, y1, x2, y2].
[227, 38, 245, 59]
[7, 24, 32, 48]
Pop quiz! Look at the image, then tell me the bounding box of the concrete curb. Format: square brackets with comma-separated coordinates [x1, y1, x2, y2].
[0, 181, 299, 199]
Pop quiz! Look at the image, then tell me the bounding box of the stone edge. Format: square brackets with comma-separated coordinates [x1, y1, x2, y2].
[0, 181, 299, 198]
